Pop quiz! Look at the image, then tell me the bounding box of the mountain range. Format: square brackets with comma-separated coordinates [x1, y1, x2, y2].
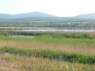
[0, 12, 95, 29]
[0, 12, 95, 19]
[76, 13, 95, 19]
[0, 12, 56, 19]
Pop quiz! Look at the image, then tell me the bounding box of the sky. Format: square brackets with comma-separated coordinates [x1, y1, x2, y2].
[0, 0, 95, 17]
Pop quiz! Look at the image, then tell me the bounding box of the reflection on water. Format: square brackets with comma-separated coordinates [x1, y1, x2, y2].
[1, 27, 95, 33]
[14, 29, 95, 33]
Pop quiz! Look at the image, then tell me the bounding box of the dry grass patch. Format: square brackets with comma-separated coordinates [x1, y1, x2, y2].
[0, 54, 95, 71]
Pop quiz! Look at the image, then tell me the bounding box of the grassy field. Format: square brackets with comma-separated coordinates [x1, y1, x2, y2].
[0, 33, 95, 71]
[0, 53, 95, 71]
[0, 34, 95, 55]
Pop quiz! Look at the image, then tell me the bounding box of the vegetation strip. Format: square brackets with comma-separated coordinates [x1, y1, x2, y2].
[0, 47, 95, 64]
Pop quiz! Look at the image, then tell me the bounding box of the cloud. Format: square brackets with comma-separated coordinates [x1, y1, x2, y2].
[0, 0, 95, 17]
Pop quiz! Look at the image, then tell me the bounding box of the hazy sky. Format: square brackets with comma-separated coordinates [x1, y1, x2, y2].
[0, 0, 95, 17]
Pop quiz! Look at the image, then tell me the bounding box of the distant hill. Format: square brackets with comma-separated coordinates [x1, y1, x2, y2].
[76, 13, 95, 19]
[0, 14, 11, 19]
[1, 12, 95, 19]
[14, 12, 55, 18]
[0, 12, 95, 29]
[0, 12, 56, 19]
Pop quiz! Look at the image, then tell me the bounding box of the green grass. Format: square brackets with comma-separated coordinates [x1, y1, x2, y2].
[0, 34, 95, 55]
[0, 34, 95, 71]
[0, 47, 95, 64]
[29, 34, 95, 47]
[1, 34, 95, 46]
